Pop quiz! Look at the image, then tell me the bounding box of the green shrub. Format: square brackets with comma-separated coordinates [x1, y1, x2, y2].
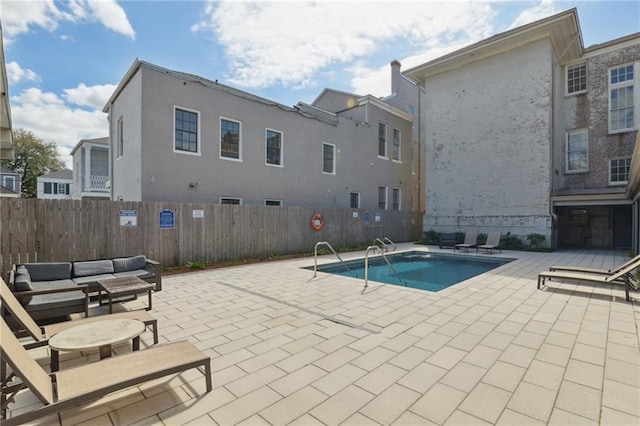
[423, 230, 439, 245]
[526, 233, 546, 249]
[187, 261, 205, 270]
[501, 234, 524, 249]
[477, 233, 487, 245]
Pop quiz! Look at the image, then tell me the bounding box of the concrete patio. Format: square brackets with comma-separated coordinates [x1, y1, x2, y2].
[8, 244, 640, 425]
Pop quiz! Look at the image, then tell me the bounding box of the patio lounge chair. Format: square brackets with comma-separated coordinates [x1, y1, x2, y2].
[454, 229, 478, 253]
[0, 318, 211, 426]
[0, 277, 159, 351]
[548, 254, 639, 290]
[537, 258, 640, 302]
[476, 231, 502, 254]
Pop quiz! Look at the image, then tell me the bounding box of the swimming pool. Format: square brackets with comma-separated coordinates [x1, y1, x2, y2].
[311, 251, 514, 292]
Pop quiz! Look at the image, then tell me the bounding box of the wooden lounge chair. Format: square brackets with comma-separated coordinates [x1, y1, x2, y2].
[476, 231, 502, 254]
[0, 277, 158, 351]
[537, 258, 640, 302]
[548, 254, 639, 290]
[454, 229, 478, 253]
[0, 318, 211, 426]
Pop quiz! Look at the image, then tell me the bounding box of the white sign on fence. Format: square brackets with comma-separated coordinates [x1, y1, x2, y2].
[193, 209, 204, 218]
[119, 210, 137, 227]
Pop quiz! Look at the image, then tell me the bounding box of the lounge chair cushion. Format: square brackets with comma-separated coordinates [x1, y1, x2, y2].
[13, 275, 34, 304]
[72, 260, 114, 277]
[23, 262, 72, 281]
[113, 255, 147, 273]
[27, 280, 85, 313]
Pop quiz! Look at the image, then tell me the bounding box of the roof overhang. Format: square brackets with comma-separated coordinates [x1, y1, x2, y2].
[404, 8, 583, 86]
[551, 192, 631, 207]
[356, 95, 414, 122]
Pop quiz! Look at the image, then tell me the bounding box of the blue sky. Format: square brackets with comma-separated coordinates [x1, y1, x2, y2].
[2, 0, 639, 169]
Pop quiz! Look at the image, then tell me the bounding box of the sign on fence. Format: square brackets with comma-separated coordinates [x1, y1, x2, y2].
[119, 210, 137, 227]
[159, 209, 175, 229]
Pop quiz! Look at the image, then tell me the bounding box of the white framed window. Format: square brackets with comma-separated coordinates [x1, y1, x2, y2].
[220, 197, 241, 205]
[220, 117, 242, 160]
[116, 117, 124, 158]
[566, 62, 586, 95]
[406, 105, 415, 128]
[609, 63, 636, 133]
[44, 182, 52, 194]
[350, 192, 360, 208]
[57, 183, 68, 195]
[265, 128, 283, 166]
[4, 176, 15, 191]
[265, 199, 282, 206]
[392, 128, 401, 162]
[392, 188, 401, 211]
[378, 123, 387, 158]
[565, 129, 588, 173]
[323, 143, 335, 174]
[609, 157, 632, 185]
[378, 186, 387, 210]
[174, 106, 200, 155]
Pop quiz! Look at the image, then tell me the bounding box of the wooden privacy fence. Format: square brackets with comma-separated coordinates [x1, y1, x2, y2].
[0, 198, 422, 274]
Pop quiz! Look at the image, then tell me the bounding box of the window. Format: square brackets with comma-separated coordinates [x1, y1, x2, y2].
[265, 200, 282, 206]
[323, 143, 335, 174]
[221, 118, 241, 160]
[174, 107, 199, 154]
[392, 128, 401, 161]
[220, 198, 241, 205]
[3, 176, 15, 191]
[392, 188, 400, 211]
[44, 182, 52, 194]
[266, 129, 282, 166]
[609, 157, 632, 185]
[378, 123, 387, 157]
[57, 183, 68, 195]
[609, 64, 635, 132]
[378, 186, 387, 210]
[406, 106, 415, 128]
[565, 130, 588, 173]
[566, 62, 586, 95]
[350, 192, 360, 208]
[117, 117, 124, 158]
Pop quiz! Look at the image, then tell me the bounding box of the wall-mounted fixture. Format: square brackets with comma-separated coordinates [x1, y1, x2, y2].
[189, 182, 198, 188]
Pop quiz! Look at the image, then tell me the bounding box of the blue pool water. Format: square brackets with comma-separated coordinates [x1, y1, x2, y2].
[312, 251, 513, 292]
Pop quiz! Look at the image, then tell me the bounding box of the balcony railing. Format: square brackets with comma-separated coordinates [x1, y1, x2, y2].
[88, 175, 109, 191]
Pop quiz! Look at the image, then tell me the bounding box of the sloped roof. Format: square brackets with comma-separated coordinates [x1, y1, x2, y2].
[0, 165, 18, 175]
[70, 136, 109, 155]
[39, 169, 73, 180]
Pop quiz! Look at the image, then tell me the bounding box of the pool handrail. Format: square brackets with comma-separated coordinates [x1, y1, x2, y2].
[364, 245, 403, 288]
[374, 237, 397, 253]
[313, 241, 351, 277]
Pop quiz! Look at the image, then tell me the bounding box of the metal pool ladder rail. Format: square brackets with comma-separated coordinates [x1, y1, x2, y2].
[374, 237, 397, 252]
[364, 245, 403, 288]
[313, 241, 351, 277]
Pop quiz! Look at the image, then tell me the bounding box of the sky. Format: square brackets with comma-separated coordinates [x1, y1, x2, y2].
[2, 0, 639, 170]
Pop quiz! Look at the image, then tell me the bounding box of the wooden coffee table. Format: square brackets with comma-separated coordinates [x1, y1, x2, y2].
[98, 276, 155, 314]
[48, 319, 146, 371]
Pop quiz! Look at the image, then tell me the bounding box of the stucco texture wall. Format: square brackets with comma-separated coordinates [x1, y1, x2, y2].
[423, 38, 554, 240]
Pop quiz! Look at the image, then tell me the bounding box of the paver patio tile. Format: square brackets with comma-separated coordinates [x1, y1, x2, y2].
[522, 320, 553, 336]
[211, 348, 255, 372]
[409, 383, 466, 424]
[348, 332, 390, 352]
[552, 320, 581, 335]
[214, 334, 263, 355]
[405, 321, 439, 338]
[309, 385, 374, 425]
[606, 342, 640, 365]
[397, 362, 448, 393]
[444, 410, 492, 425]
[212, 365, 247, 388]
[547, 408, 598, 425]
[313, 346, 362, 372]
[280, 333, 326, 354]
[545, 330, 577, 349]
[380, 333, 420, 352]
[355, 363, 407, 395]
[480, 331, 514, 350]
[459, 382, 511, 424]
[269, 364, 326, 397]
[391, 410, 436, 425]
[463, 344, 502, 369]
[415, 332, 452, 352]
[259, 385, 328, 425]
[498, 344, 536, 368]
[155, 387, 235, 425]
[608, 329, 640, 348]
[510, 330, 545, 350]
[313, 333, 358, 354]
[447, 331, 484, 351]
[275, 347, 325, 373]
[555, 380, 601, 421]
[602, 379, 640, 417]
[564, 358, 604, 389]
[238, 348, 291, 373]
[464, 320, 496, 337]
[535, 343, 571, 367]
[495, 319, 526, 335]
[581, 318, 609, 334]
[388, 346, 432, 371]
[495, 409, 546, 425]
[225, 365, 287, 397]
[600, 407, 640, 425]
[311, 363, 368, 396]
[209, 386, 282, 425]
[236, 414, 271, 425]
[570, 341, 605, 365]
[436, 321, 467, 337]
[359, 384, 421, 425]
[440, 362, 487, 393]
[604, 357, 640, 387]
[482, 360, 526, 392]
[351, 346, 397, 371]
[426, 345, 468, 369]
[522, 359, 564, 390]
[507, 381, 556, 422]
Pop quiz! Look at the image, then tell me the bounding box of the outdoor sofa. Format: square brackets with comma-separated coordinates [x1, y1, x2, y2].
[439, 232, 458, 249]
[7, 255, 161, 322]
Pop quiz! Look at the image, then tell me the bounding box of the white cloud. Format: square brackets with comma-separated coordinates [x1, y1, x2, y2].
[0, 0, 134, 43]
[11, 87, 109, 169]
[64, 83, 117, 110]
[194, 0, 495, 89]
[508, 0, 561, 30]
[6, 62, 40, 84]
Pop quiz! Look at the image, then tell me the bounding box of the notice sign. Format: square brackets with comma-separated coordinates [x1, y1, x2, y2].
[192, 209, 204, 218]
[119, 210, 137, 227]
[364, 212, 370, 224]
[159, 209, 175, 229]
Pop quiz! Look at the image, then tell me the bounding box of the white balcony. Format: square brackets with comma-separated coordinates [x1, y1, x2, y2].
[88, 175, 109, 192]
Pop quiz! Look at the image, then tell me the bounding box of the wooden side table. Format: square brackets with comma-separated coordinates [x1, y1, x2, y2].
[98, 277, 155, 314]
[48, 319, 146, 372]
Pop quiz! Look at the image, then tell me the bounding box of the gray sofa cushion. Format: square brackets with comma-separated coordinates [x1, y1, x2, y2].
[72, 260, 114, 278]
[113, 255, 147, 273]
[22, 262, 72, 281]
[72, 273, 117, 292]
[13, 274, 34, 304]
[26, 280, 84, 312]
[113, 269, 154, 280]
